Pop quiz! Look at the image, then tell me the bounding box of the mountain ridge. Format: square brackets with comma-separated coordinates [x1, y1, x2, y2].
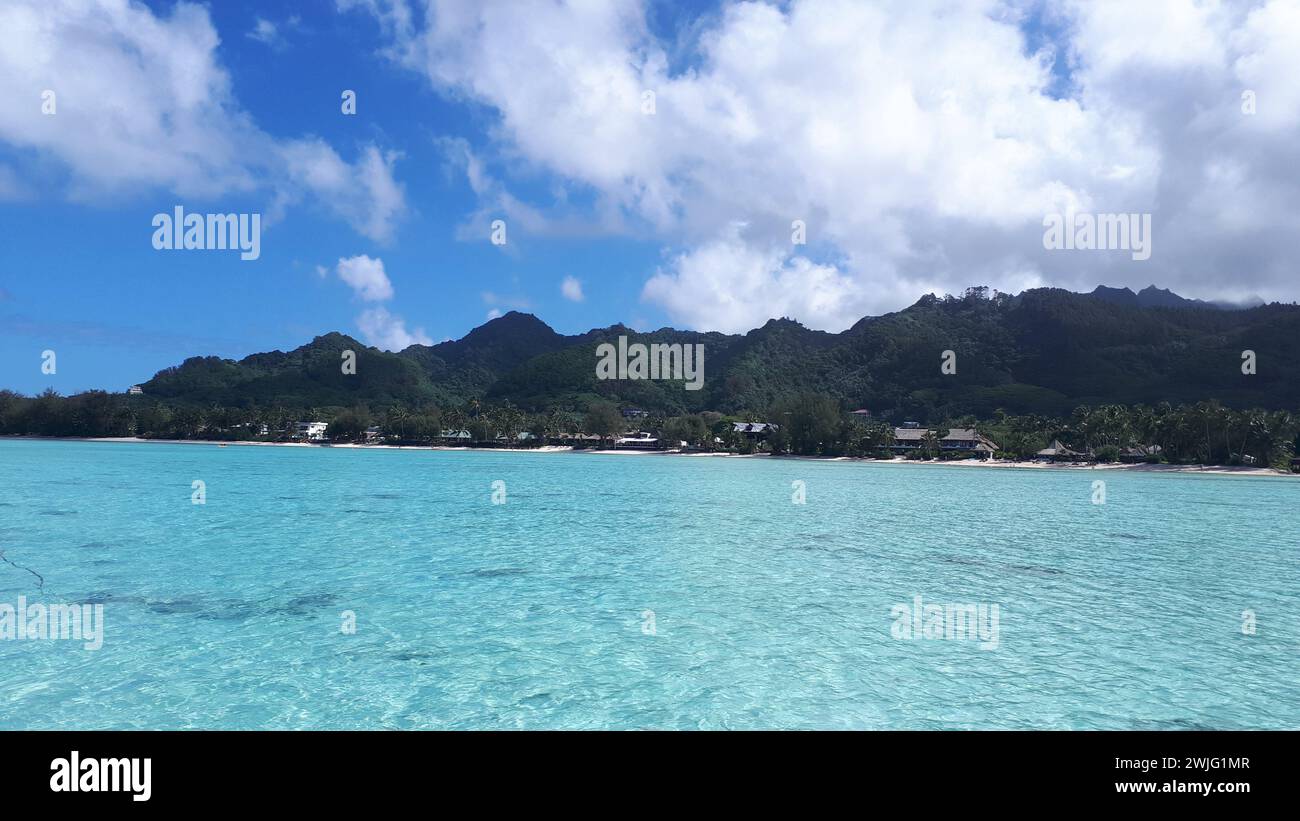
[138, 286, 1300, 420]
[1088, 284, 1263, 310]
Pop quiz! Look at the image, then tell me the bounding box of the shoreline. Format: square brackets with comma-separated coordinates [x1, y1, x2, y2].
[4, 435, 1293, 478]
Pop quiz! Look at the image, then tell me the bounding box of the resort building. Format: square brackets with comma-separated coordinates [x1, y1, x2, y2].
[621, 407, 649, 419]
[127, 385, 144, 395]
[890, 428, 924, 451]
[614, 432, 659, 450]
[1120, 444, 1162, 462]
[890, 427, 999, 457]
[1036, 439, 1087, 461]
[732, 422, 778, 441]
[940, 428, 997, 453]
[296, 421, 328, 441]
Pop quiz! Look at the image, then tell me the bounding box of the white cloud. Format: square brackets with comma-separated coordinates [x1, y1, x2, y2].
[280, 142, 406, 243]
[336, 0, 419, 64]
[355, 0, 1300, 328]
[0, 163, 26, 200]
[642, 225, 870, 334]
[331, 254, 429, 349]
[0, 0, 405, 240]
[486, 308, 502, 320]
[437, 137, 621, 244]
[1231, 0, 1300, 131]
[560, 275, 585, 302]
[335, 255, 394, 301]
[1066, 0, 1229, 79]
[247, 18, 283, 48]
[357, 306, 432, 350]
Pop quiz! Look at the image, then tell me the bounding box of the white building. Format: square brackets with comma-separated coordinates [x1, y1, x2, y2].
[296, 421, 328, 440]
[127, 385, 144, 395]
[614, 432, 658, 449]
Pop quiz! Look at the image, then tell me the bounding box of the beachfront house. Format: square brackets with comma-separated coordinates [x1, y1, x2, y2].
[296, 421, 328, 441]
[439, 429, 472, 443]
[891, 427, 926, 452]
[889, 427, 999, 457]
[1120, 444, 1162, 463]
[732, 421, 779, 441]
[1036, 439, 1087, 461]
[941, 428, 998, 455]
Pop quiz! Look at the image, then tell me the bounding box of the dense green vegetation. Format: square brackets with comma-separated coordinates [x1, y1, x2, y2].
[4, 287, 1299, 468]
[2, 388, 1295, 469]
[126, 287, 1300, 418]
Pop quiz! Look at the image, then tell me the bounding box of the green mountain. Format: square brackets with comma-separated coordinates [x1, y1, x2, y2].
[1088, 284, 1263, 310]
[138, 287, 1300, 419]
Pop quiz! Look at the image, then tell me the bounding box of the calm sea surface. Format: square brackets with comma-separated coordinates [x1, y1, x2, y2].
[1, 439, 1297, 729]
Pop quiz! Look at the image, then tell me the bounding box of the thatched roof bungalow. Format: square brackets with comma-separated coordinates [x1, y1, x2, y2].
[1036, 439, 1086, 460]
[890, 427, 999, 457]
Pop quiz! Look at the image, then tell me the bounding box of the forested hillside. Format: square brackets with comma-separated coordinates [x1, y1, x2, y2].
[131, 286, 1300, 418]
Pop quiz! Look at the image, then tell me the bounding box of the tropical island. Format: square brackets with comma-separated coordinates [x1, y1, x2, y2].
[4, 286, 1298, 471]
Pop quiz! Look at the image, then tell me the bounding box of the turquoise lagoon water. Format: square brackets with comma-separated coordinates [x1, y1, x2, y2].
[0, 438, 1297, 729]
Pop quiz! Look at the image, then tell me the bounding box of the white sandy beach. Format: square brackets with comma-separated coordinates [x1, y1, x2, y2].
[26, 436, 1290, 477]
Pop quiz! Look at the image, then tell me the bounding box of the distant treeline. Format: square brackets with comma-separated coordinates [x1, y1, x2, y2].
[3, 388, 1296, 469]
[130, 288, 1300, 420]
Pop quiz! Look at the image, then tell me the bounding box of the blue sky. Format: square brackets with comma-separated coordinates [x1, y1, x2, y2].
[0, 1, 676, 394]
[3, 0, 1298, 396]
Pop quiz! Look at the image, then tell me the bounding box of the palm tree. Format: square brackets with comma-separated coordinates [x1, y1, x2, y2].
[1236, 408, 1265, 462]
[1193, 400, 1228, 464]
[862, 422, 895, 457]
[1260, 410, 1295, 469]
[442, 407, 467, 434]
[1130, 404, 1155, 449]
[920, 428, 946, 459]
[1070, 405, 1094, 453]
[495, 403, 524, 445]
[388, 406, 411, 440]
